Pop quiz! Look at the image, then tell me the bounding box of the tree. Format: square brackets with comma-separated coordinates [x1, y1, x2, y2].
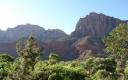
[93, 70, 115, 80]
[103, 23, 128, 65]
[0, 54, 13, 79]
[9, 35, 42, 80]
[0, 54, 14, 62]
[49, 53, 60, 64]
[84, 57, 116, 79]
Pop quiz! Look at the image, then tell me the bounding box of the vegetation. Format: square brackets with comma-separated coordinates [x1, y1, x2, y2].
[103, 24, 128, 62]
[0, 23, 128, 80]
[103, 23, 128, 75]
[48, 53, 60, 64]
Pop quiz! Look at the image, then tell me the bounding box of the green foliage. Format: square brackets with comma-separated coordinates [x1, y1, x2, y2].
[124, 65, 128, 75]
[8, 35, 42, 80]
[103, 23, 128, 61]
[103, 23, 128, 76]
[34, 61, 86, 80]
[49, 53, 60, 64]
[48, 73, 63, 80]
[0, 54, 14, 62]
[0, 54, 13, 80]
[84, 57, 116, 75]
[0, 61, 12, 80]
[93, 70, 115, 80]
[124, 64, 128, 79]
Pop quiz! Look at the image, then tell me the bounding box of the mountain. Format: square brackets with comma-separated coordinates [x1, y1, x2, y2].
[71, 12, 128, 38]
[0, 23, 68, 43]
[0, 12, 128, 60]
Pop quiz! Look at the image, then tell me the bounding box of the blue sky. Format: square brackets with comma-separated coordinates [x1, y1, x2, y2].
[0, 0, 128, 34]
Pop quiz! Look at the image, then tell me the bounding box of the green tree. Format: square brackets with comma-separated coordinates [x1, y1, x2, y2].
[93, 70, 115, 80]
[49, 53, 60, 64]
[0, 54, 13, 80]
[84, 57, 116, 74]
[103, 23, 128, 66]
[9, 35, 42, 80]
[0, 54, 14, 62]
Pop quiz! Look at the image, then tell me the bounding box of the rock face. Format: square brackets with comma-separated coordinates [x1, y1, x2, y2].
[0, 12, 128, 60]
[74, 36, 105, 59]
[71, 12, 128, 38]
[40, 39, 78, 60]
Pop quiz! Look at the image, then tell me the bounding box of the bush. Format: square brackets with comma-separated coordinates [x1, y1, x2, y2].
[34, 61, 86, 80]
[93, 70, 115, 80]
[0, 54, 14, 62]
[84, 57, 116, 74]
[49, 53, 60, 64]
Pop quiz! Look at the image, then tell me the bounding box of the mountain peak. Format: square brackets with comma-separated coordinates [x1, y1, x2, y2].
[89, 12, 99, 15]
[6, 23, 45, 32]
[71, 12, 128, 38]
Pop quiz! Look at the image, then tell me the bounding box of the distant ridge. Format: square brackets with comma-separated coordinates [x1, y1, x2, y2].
[0, 23, 68, 43]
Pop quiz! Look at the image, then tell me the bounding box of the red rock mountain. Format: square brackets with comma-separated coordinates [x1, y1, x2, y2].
[71, 12, 128, 38]
[0, 12, 128, 60]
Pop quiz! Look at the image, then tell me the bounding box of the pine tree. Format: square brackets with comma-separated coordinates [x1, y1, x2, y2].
[9, 35, 42, 80]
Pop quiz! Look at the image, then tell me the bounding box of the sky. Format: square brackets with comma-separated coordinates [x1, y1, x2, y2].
[0, 0, 128, 34]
